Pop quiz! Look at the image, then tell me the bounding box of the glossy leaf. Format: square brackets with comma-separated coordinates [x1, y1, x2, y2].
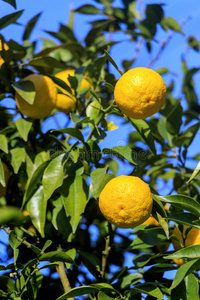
[0, 159, 6, 187]
[187, 36, 199, 52]
[79, 251, 101, 278]
[61, 176, 89, 233]
[166, 212, 200, 229]
[12, 81, 35, 105]
[10, 147, 25, 174]
[165, 245, 200, 260]
[15, 118, 32, 141]
[0, 275, 15, 294]
[56, 286, 99, 300]
[187, 161, 200, 183]
[103, 146, 143, 166]
[52, 128, 84, 143]
[153, 194, 200, 217]
[75, 5, 100, 15]
[129, 282, 163, 298]
[0, 206, 25, 226]
[170, 258, 200, 289]
[90, 167, 115, 199]
[2, 0, 17, 9]
[27, 186, 47, 237]
[23, 12, 42, 41]
[42, 153, 65, 201]
[0, 134, 8, 153]
[0, 10, 23, 30]
[39, 251, 75, 264]
[129, 118, 156, 154]
[185, 274, 199, 299]
[104, 50, 123, 75]
[22, 161, 49, 207]
[166, 101, 183, 135]
[27, 56, 66, 69]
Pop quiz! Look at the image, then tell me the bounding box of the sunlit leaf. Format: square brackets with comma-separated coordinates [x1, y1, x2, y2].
[0, 134, 8, 153]
[187, 161, 200, 183]
[23, 12, 42, 41]
[15, 118, 32, 141]
[12, 81, 35, 105]
[90, 167, 115, 199]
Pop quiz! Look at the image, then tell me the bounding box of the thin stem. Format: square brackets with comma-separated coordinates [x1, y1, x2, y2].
[56, 262, 74, 300]
[100, 222, 113, 279]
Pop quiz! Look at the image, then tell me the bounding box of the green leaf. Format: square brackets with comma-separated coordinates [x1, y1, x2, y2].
[15, 118, 32, 141]
[79, 251, 101, 278]
[166, 101, 183, 135]
[0, 159, 6, 187]
[42, 153, 65, 201]
[27, 56, 66, 69]
[86, 99, 103, 125]
[103, 146, 143, 166]
[161, 17, 183, 34]
[27, 186, 47, 237]
[120, 273, 143, 289]
[130, 282, 163, 298]
[10, 147, 25, 174]
[22, 161, 49, 207]
[23, 12, 42, 41]
[51, 128, 84, 143]
[61, 176, 89, 233]
[90, 167, 114, 199]
[156, 212, 169, 239]
[12, 81, 36, 105]
[187, 161, 200, 183]
[42, 240, 52, 252]
[75, 4, 100, 15]
[98, 291, 115, 300]
[0, 206, 25, 226]
[50, 75, 72, 95]
[0, 275, 15, 293]
[0, 134, 8, 153]
[104, 50, 123, 75]
[185, 273, 199, 300]
[153, 194, 200, 217]
[146, 4, 164, 23]
[0, 10, 23, 30]
[2, 0, 17, 9]
[170, 258, 200, 290]
[65, 248, 76, 269]
[166, 212, 200, 229]
[128, 118, 156, 154]
[187, 36, 199, 52]
[173, 122, 200, 148]
[165, 245, 200, 260]
[39, 251, 75, 264]
[56, 286, 99, 300]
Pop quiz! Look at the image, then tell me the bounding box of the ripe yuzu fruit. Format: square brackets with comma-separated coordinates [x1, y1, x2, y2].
[99, 175, 153, 228]
[55, 69, 91, 114]
[15, 74, 57, 119]
[0, 40, 9, 68]
[114, 67, 166, 119]
[172, 225, 200, 265]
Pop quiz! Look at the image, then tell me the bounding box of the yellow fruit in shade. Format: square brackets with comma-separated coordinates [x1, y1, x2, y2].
[99, 175, 153, 228]
[143, 203, 169, 226]
[143, 215, 160, 226]
[0, 163, 10, 198]
[15, 74, 57, 119]
[172, 225, 200, 266]
[114, 67, 166, 119]
[0, 40, 9, 68]
[55, 69, 91, 114]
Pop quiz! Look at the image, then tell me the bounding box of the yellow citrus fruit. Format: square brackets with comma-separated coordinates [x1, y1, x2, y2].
[15, 74, 57, 119]
[0, 163, 10, 198]
[99, 175, 153, 228]
[0, 40, 9, 68]
[114, 67, 166, 119]
[143, 215, 160, 226]
[172, 225, 200, 265]
[55, 69, 91, 114]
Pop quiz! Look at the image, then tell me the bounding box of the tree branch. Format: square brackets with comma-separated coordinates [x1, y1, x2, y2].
[56, 261, 74, 300]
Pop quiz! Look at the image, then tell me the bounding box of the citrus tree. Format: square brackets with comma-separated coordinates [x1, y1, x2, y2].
[1, 0, 200, 299]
